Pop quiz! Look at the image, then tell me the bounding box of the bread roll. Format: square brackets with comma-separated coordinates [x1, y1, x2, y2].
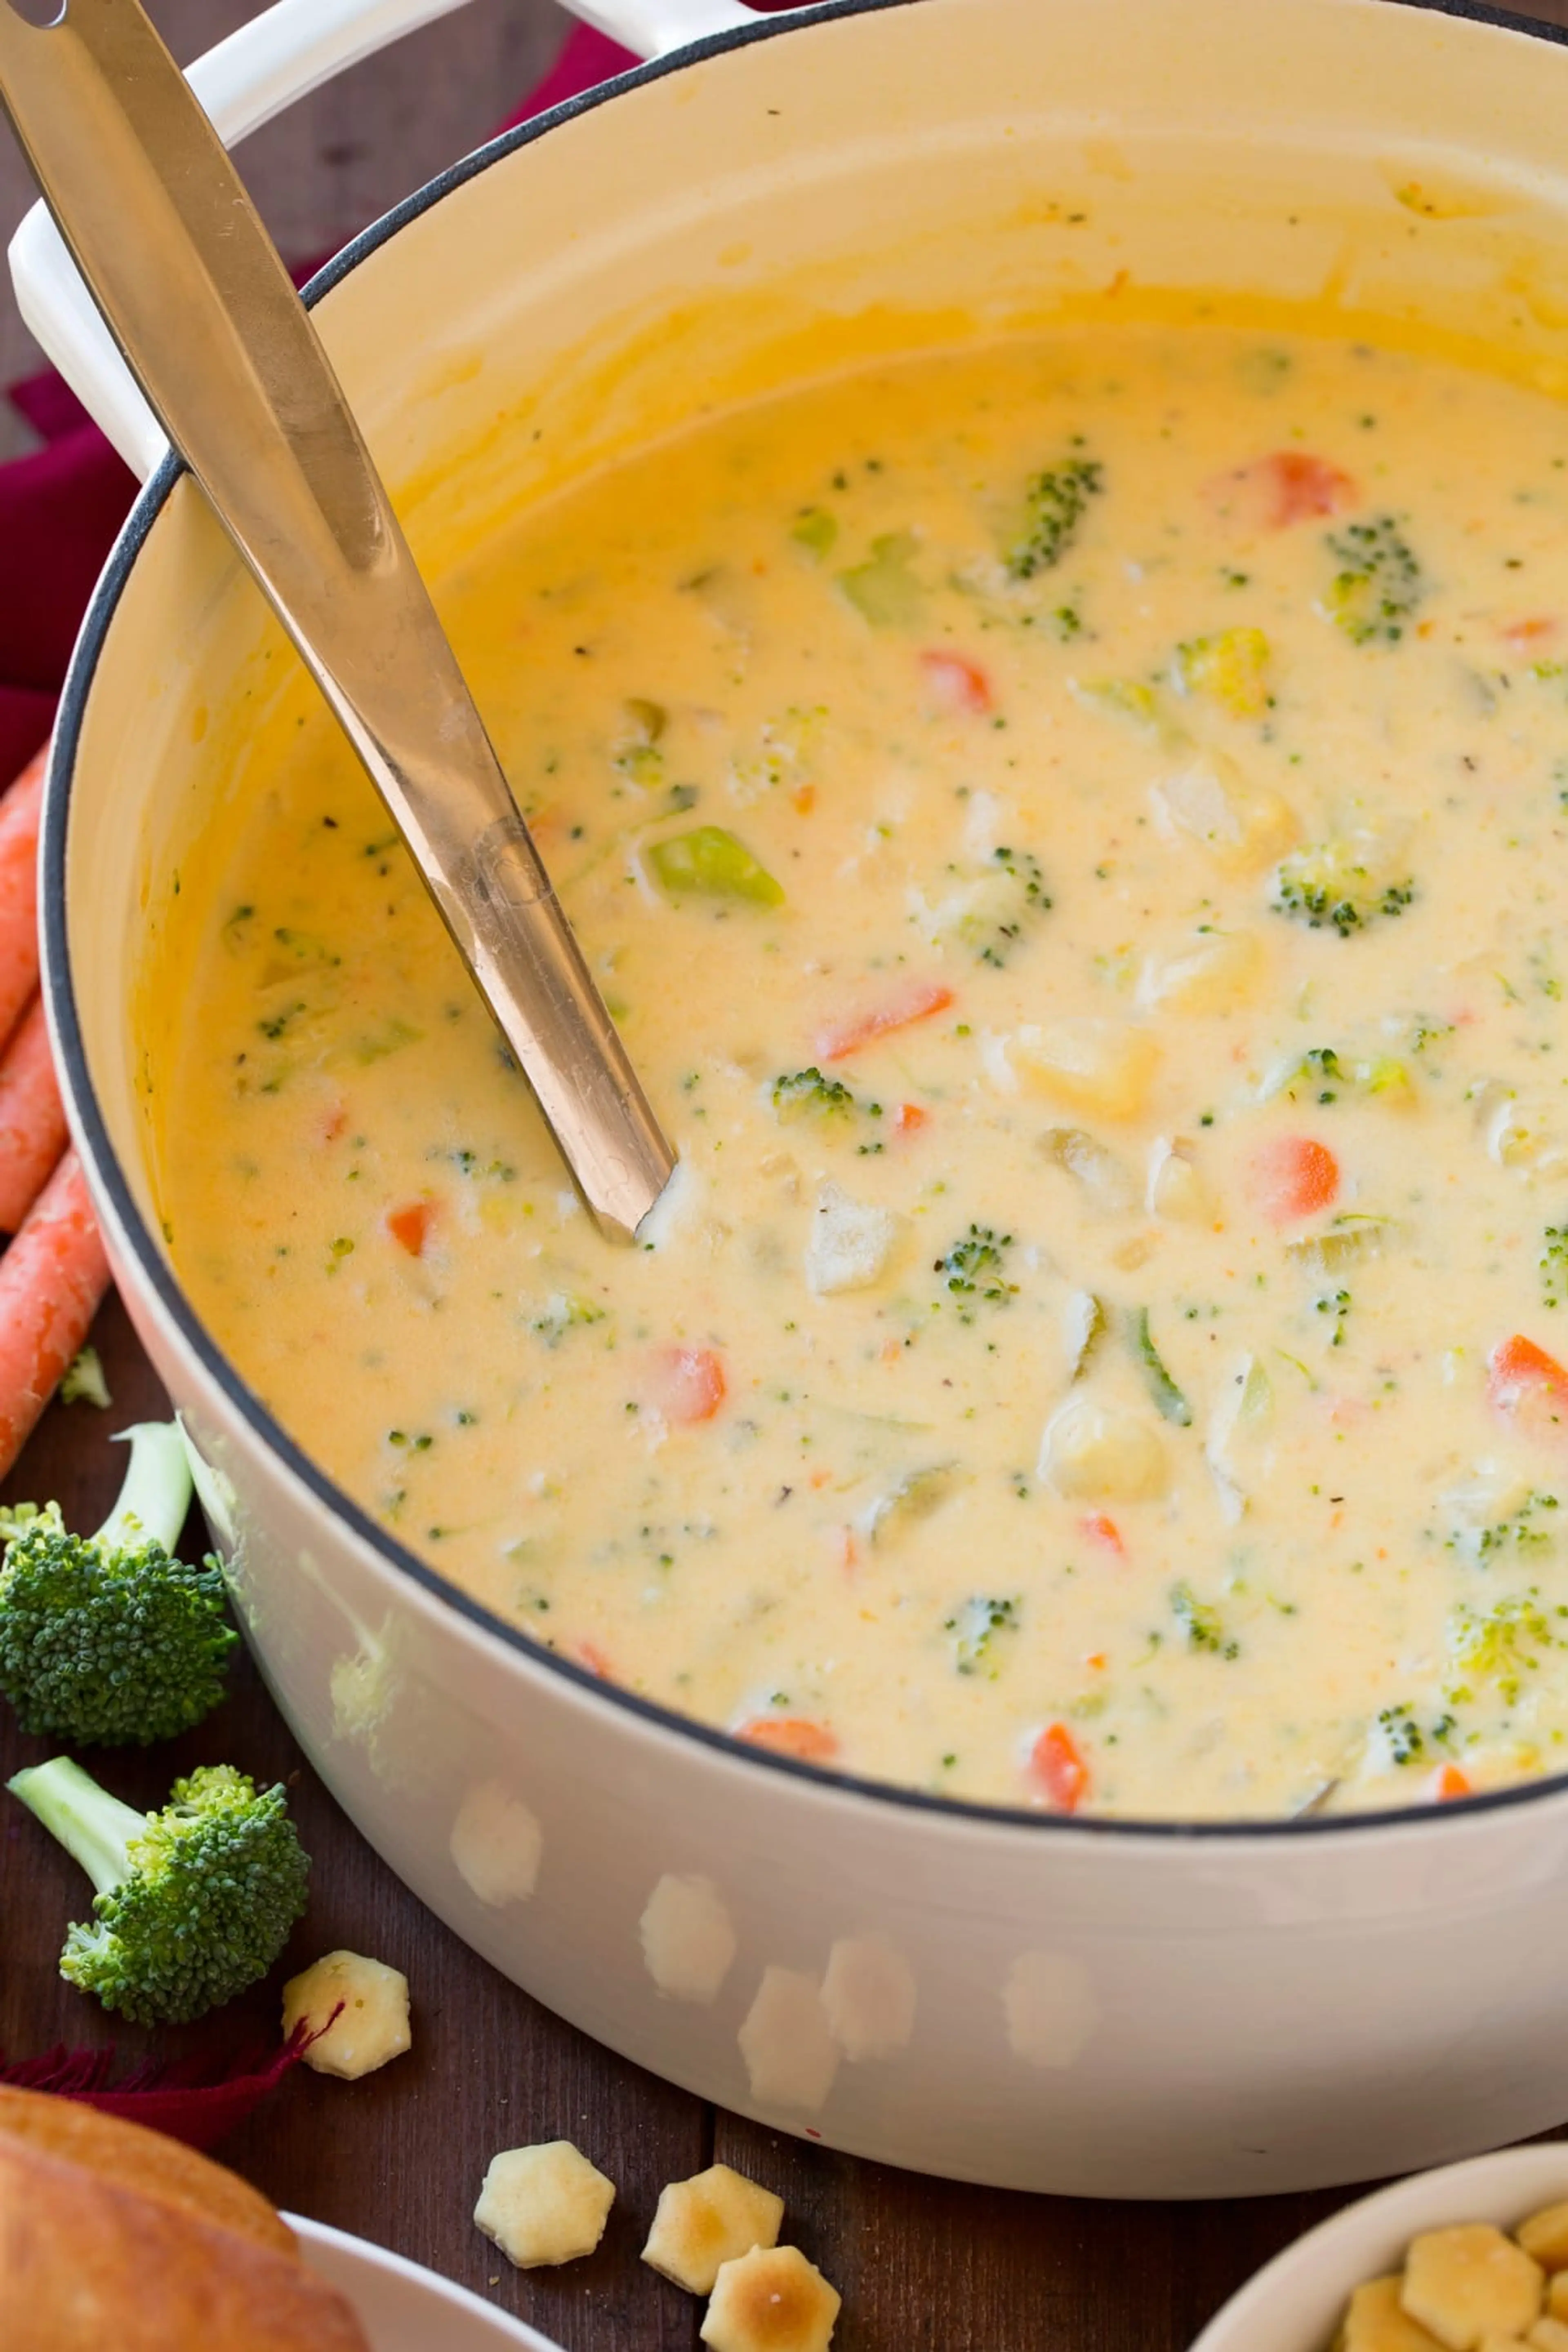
[0, 2083, 293, 2254]
[0, 2090, 370, 2351]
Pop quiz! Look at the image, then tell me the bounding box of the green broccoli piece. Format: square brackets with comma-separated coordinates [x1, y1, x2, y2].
[1006, 456, 1103, 580]
[771, 1067, 857, 1122]
[934, 1224, 1018, 1319]
[957, 846, 1052, 969]
[0, 1421, 236, 1745]
[7, 1755, 309, 2023]
[1172, 1581, 1238, 1658]
[59, 1346, 111, 1409]
[1323, 517, 1423, 645]
[944, 1594, 1021, 1677]
[1376, 1703, 1425, 1766]
[1542, 1224, 1568, 1310]
[1270, 839, 1415, 935]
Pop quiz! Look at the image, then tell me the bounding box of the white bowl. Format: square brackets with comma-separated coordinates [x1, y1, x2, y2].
[1190, 2147, 1568, 2352]
[290, 2214, 561, 2352]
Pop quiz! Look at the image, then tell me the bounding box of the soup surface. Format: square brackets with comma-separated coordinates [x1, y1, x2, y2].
[151, 323, 1568, 1820]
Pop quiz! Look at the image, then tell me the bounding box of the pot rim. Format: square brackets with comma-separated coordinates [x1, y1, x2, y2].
[42, 0, 1568, 1847]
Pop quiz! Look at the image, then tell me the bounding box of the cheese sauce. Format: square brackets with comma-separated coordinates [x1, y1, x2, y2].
[150, 324, 1568, 1819]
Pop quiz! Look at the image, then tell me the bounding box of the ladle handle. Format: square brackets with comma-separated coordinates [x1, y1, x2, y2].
[0, 0, 675, 1243]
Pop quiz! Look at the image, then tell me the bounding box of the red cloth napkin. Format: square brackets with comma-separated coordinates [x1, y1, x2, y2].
[0, 10, 809, 780]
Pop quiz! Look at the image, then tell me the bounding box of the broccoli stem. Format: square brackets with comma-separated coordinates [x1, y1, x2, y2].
[8, 1755, 144, 1898]
[94, 1421, 193, 1555]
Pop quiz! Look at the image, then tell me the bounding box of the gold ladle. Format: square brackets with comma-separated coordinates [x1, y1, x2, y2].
[0, 0, 676, 1243]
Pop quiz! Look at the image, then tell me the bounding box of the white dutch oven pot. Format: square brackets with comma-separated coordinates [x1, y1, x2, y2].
[24, 0, 1568, 2197]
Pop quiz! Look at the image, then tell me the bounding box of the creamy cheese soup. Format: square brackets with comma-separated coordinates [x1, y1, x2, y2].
[147, 322, 1568, 1820]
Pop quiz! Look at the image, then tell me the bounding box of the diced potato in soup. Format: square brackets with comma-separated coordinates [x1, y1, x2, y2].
[146, 321, 1568, 1819]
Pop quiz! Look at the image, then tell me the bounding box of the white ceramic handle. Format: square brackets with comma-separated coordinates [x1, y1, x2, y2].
[10, 0, 810, 481]
[10, 0, 483, 479]
[560, 1, 759, 54]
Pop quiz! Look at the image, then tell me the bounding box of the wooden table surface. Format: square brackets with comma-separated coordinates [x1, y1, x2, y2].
[8, 2, 1568, 2345]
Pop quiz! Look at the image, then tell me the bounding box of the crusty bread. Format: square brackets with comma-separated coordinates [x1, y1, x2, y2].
[0, 2082, 294, 2255]
[0, 2092, 371, 2351]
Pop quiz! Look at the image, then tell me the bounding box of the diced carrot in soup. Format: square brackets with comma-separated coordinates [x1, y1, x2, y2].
[737, 1717, 839, 1764]
[1031, 1723, 1090, 1813]
[816, 982, 953, 1063]
[387, 1200, 434, 1256]
[1249, 1136, 1339, 1225]
[1488, 1336, 1568, 1442]
[650, 1346, 728, 1424]
[919, 648, 993, 715]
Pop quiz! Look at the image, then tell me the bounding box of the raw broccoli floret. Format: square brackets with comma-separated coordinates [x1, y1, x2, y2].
[0, 1421, 236, 1744]
[1323, 517, 1423, 645]
[59, 1346, 111, 1409]
[7, 1755, 310, 2023]
[1006, 456, 1103, 580]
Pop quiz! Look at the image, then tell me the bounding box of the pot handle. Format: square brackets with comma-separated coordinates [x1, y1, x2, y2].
[11, 0, 811, 479]
[10, 0, 508, 479]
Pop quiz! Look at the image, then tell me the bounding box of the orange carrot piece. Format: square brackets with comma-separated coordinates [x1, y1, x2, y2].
[0, 748, 46, 1054]
[893, 1102, 929, 1136]
[919, 648, 993, 715]
[1431, 1762, 1472, 1802]
[0, 995, 65, 1234]
[736, 1717, 839, 1764]
[649, 1345, 727, 1425]
[572, 1638, 615, 1681]
[0, 1148, 110, 1480]
[816, 981, 954, 1064]
[1501, 616, 1558, 651]
[1216, 451, 1357, 529]
[1488, 1334, 1568, 1447]
[1078, 1512, 1125, 1557]
[1249, 1134, 1339, 1225]
[1031, 1722, 1090, 1813]
[386, 1199, 433, 1256]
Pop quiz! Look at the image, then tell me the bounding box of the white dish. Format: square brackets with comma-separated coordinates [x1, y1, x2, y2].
[290, 2214, 562, 2352]
[1190, 2147, 1568, 2352]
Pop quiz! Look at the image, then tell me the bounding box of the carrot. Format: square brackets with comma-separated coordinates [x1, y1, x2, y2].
[736, 1717, 839, 1764]
[893, 1102, 929, 1137]
[0, 1148, 111, 1480]
[1031, 1722, 1090, 1813]
[649, 1344, 727, 1425]
[816, 980, 954, 1064]
[1216, 451, 1357, 529]
[0, 748, 47, 1053]
[0, 995, 66, 1234]
[919, 648, 993, 715]
[1502, 617, 1558, 651]
[572, 1638, 615, 1681]
[386, 1199, 434, 1256]
[1078, 1512, 1125, 1557]
[1488, 1334, 1568, 1442]
[1430, 1762, 1472, 1802]
[1249, 1134, 1339, 1225]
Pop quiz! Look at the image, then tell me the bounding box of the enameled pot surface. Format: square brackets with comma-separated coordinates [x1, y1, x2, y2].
[42, 0, 1568, 2193]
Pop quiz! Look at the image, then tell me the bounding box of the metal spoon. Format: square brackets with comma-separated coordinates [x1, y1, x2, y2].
[0, 0, 676, 1244]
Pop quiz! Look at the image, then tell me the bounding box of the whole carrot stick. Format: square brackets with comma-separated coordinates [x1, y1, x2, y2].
[0, 995, 66, 1234]
[0, 746, 47, 1055]
[0, 1148, 110, 1480]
